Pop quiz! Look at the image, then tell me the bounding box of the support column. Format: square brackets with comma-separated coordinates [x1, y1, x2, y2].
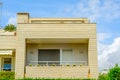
[12, 57, 15, 71]
[15, 38, 26, 78]
[88, 38, 98, 79]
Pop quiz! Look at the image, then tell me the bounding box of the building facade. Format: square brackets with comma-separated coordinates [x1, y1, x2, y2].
[0, 13, 98, 79]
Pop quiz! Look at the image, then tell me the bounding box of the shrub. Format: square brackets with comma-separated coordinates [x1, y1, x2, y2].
[108, 64, 120, 80]
[80, 64, 83, 67]
[18, 78, 95, 80]
[0, 71, 15, 80]
[72, 64, 76, 67]
[66, 64, 70, 67]
[4, 24, 16, 32]
[29, 63, 32, 66]
[52, 64, 56, 66]
[98, 74, 109, 80]
[36, 64, 40, 67]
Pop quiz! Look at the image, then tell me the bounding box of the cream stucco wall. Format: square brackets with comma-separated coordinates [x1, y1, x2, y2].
[0, 36, 16, 49]
[26, 44, 38, 66]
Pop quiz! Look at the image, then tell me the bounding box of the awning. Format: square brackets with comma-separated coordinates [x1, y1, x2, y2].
[0, 50, 13, 55]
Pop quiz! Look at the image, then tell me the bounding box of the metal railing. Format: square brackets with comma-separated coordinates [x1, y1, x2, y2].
[28, 61, 87, 66]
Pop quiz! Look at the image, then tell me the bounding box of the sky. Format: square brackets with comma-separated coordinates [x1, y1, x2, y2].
[0, 0, 120, 71]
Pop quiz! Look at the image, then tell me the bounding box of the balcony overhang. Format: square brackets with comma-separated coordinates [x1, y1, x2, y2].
[26, 38, 88, 44]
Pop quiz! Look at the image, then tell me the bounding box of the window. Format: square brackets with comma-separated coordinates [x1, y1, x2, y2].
[62, 49, 73, 65]
[3, 58, 11, 71]
[38, 49, 60, 65]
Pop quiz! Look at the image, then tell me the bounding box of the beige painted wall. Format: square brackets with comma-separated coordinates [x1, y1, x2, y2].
[26, 44, 38, 66]
[17, 23, 96, 39]
[0, 36, 16, 49]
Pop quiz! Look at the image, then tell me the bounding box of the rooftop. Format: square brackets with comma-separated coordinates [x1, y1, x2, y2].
[17, 12, 93, 24]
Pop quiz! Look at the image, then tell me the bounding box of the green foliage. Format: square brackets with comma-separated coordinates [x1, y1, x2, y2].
[66, 64, 70, 66]
[0, 71, 15, 80]
[98, 74, 109, 80]
[52, 64, 56, 66]
[18, 78, 95, 80]
[108, 64, 120, 80]
[72, 64, 76, 67]
[4, 24, 16, 32]
[29, 63, 32, 66]
[80, 64, 83, 67]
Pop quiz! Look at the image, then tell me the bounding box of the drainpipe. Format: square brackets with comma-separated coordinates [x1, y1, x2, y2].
[88, 67, 91, 78]
[24, 66, 26, 78]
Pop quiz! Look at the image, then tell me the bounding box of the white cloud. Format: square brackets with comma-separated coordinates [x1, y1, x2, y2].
[97, 33, 112, 55]
[98, 37, 120, 71]
[68, 0, 120, 22]
[7, 16, 16, 25]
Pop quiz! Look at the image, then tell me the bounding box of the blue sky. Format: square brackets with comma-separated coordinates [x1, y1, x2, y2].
[0, 0, 120, 71]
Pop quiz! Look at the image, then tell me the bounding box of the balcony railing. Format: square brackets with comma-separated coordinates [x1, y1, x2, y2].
[28, 61, 87, 66]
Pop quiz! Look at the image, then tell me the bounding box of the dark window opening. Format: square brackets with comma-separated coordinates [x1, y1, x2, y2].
[3, 58, 11, 71]
[38, 49, 60, 66]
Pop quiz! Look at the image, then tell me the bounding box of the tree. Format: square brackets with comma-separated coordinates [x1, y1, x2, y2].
[108, 64, 120, 80]
[4, 24, 16, 32]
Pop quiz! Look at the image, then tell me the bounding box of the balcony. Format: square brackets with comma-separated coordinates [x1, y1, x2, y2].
[26, 65, 89, 78]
